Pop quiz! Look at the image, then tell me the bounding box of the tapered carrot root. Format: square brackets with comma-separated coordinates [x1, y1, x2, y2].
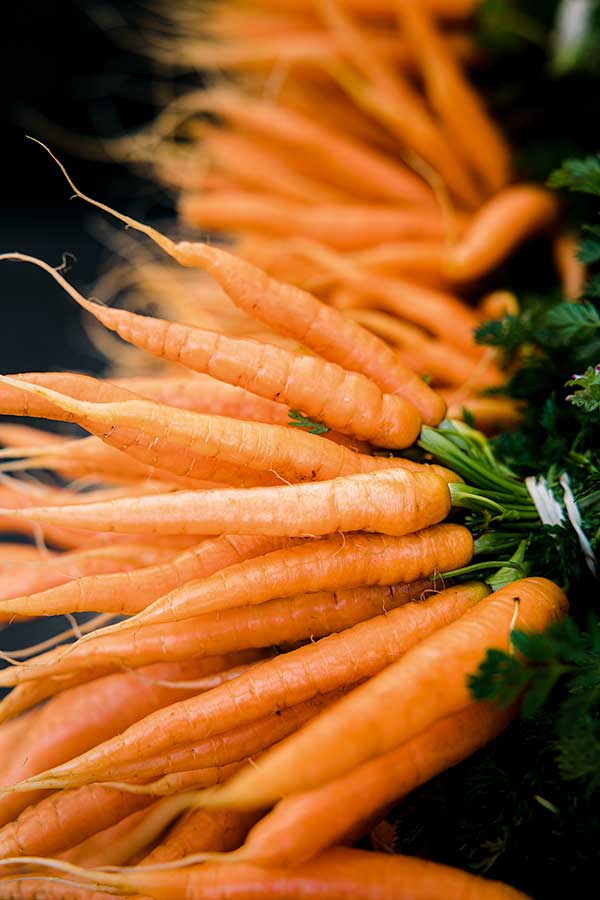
[207, 578, 567, 808]
[553, 232, 586, 300]
[3, 847, 531, 899]
[9, 579, 480, 789]
[179, 191, 451, 249]
[445, 186, 560, 281]
[0, 654, 260, 827]
[103, 693, 346, 786]
[229, 702, 512, 867]
[396, 1, 511, 194]
[0, 578, 433, 690]
[442, 394, 524, 433]
[136, 239, 445, 425]
[0, 543, 176, 605]
[1, 257, 422, 448]
[0, 465, 450, 540]
[0, 535, 291, 618]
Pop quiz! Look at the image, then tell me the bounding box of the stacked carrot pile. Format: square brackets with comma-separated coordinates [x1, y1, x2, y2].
[124, 0, 584, 432]
[0, 1, 575, 897]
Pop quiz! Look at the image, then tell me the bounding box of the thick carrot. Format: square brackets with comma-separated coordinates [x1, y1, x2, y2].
[206, 578, 567, 808]
[0, 535, 291, 618]
[0, 465, 451, 538]
[226, 702, 512, 867]
[179, 191, 451, 248]
[0, 654, 260, 827]
[11, 846, 531, 899]
[10, 579, 481, 788]
[0, 579, 433, 689]
[0, 259, 422, 449]
[396, 1, 511, 193]
[444, 186, 560, 281]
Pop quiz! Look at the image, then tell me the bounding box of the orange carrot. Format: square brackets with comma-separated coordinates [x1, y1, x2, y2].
[61, 803, 161, 867]
[0, 465, 451, 538]
[442, 393, 524, 433]
[445, 186, 560, 281]
[0, 260, 422, 449]
[7, 846, 531, 899]
[396, 1, 511, 193]
[206, 578, 567, 808]
[223, 702, 512, 867]
[9, 578, 480, 789]
[553, 232, 586, 300]
[0, 535, 291, 618]
[478, 290, 519, 320]
[0, 654, 260, 827]
[0, 578, 434, 690]
[179, 191, 452, 248]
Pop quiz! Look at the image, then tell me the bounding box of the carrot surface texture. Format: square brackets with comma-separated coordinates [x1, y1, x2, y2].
[2, 580, 481, 788]
[194, 578, 568, 807]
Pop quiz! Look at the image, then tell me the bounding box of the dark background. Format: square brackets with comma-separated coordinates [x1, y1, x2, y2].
[2, 0, 174, 376]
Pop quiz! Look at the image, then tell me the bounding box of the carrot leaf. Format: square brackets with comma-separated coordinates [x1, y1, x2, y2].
[287, 410, 329, 434]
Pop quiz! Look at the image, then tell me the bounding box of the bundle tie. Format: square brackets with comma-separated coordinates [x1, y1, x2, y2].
[525, 473, 597, 576]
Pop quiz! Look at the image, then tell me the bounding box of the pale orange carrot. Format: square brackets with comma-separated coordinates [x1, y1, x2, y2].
[553, 232, 586, 300]
[478, 290, 519, 320]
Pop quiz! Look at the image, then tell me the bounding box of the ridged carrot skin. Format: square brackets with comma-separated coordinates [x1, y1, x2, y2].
[0, 580, 432, 689]
[9, 580, 481, 789]
[206, 578, 567, 808]
[0, 466, 451, 539]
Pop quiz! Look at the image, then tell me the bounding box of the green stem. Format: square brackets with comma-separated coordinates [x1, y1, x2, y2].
[442, 560, 527, 579]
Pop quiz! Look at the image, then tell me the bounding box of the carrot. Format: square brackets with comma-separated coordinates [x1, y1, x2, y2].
[102, 693, 345, 786]
[120, 239, 446, 425]
[3, 846, 531, 899]
[205, 578, 567, 808]
[442, 394, 524, 433]
[220, 702, 512, 867]
[179, 191, 452, 248]
[346, 309, 503, 390]
[140, 808, 255, 863]
[0, 544, 47, 563]
[0, 578, 434, 690]
[444, 186, 560, 281]
[478, 290, 519, 320]
[0, 535, 291, 618]
[185, 87, 437, 203]
[0, 654, 260, 827]
[8, 579, 481, 789]
[61, 803, 161, 867]
[396, 1, 511, 193]
[274, 240, 481, 355]
[317, 0, 481, 207]
[0, 543, 176, 605]
[0, 465, 451, 539]
[0, 260, 422, 449]
[553, 232, 586, 300]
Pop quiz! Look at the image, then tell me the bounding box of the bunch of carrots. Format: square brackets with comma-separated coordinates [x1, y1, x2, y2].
[0, 0, 578, 897]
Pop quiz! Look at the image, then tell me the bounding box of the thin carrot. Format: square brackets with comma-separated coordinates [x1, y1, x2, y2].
[0, 535, 291, 618]
[0, 578, 434, 690]
[2, 846, 531, 899]
[61, 803, 161, 867]
[442, 393, 524, 433]
[0, 654, 260, 827]
[396, 1, 511, 193]
[102, 693, 346, 786]
[7, 578, 481, 788]
[444, 185, 560, 281]
[0, 258, 423, 449]
[478, 290, 519, 320]
[553, 232, 586, 300]
[204, 578, 567, 808]
[179, 191, 452, 248]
